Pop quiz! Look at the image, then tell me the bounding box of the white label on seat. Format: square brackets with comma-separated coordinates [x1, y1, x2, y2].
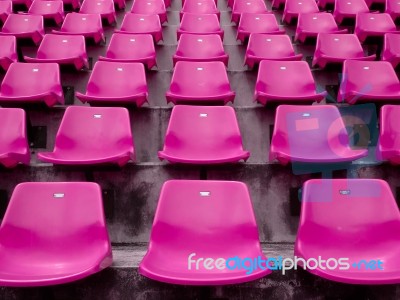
[197, 39, 203, 42]
[24, 19, 28, 21]
[370, 17, 374, 20]
[339, 190, 351, 195]
[198, 17, 202, 20]
[200, 113, 208, 117]
[266, 39, 272, 42]
[298, 2, 302, 4]
[197, 67, 203, 70]
[82, 18, 87, 20]
[347, 2, 351, 4]
[97, 2, 102, 4]
[334, 38, 339, 41]
[140, 18, 145, 21]
[280, 66, 286, 70]
[200, 191, 211, 196]
[47, 3, 51, 5]
[94, 114, 102, 118]
[33, 68, 39, 72]
[198, 2, 202, 4]
[363, 66, 369, 70]
[255, 17, 260, 20]
[147, 2, 151, 4]
[62, 39, 68, 43]
[53, 193, 65, 198]
[247, 2, 251, 4]
[302, 113, 311, 117]
[313, 17, 317, 20]
[117, 68, 123, 71]
[130, 39, 135, 42]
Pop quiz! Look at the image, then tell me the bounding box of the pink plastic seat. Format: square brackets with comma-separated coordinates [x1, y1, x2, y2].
[116, 13, 163, 43]
[166, 61, 235, 105]
[270, 105, 368, 164]
[295, 13, 348, 43]
[24, 34, 88, 70]
[295, 179, 400, 284]
[38, 106, 135, 166]
[0, 35, 17, 71]
[282, 0, 320, 24]
[231, 0, 269, 24]
[0, 63, 63, 106]
[378, 105, 400, 163]
[386, 0, 400, 22]
[382, 33, 400, 69]
[0, 182, 112, 287]
[237, 13, 285, 42]
[159, 106, 249, 164]
[79, 0, 116, 25]
[245, 33, 303, 69]
[0, 108, 30, 168]
[178, 13, 223, 40]
[0, 1, 11, 24]
[131, 0, 167, 24]
[255, 60, 327, 105]
[338, 60, 400, 104]
[52, 13, 104, 44]
[333, 0, 370, 24]
[139, 180, 271, 285]
[0, 14, 44, 45]
[98, 33, 156, 69]
[27, 0, 64, 26]
[355, 13, 397, 43]
[76, 61, 148, 106]
[173, 33, 228, 65]
[180, 0, 219, 21]
[313, 33, 376, 69]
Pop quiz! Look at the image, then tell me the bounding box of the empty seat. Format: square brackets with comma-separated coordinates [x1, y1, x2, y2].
[52, 13, 104, 44]
[355, 13, 397, 43]
[173, 33, 228, 65]
[38, 106, 135, 166]
[0, 35, 17, 71]
[24, 34, 88, 70]
[27, 0, 64, 26]
[0, 63, 63, 106]
[0, 14, 44, 45]
[378, 105, 400, 163]
[178, 13, 223, 39]
[255, 60, 327, 105]
[98, 33, 156, 69]
[313, 33, 376, 69]
[159, 106, 249, 164]
[338, 60, 400, 104]
[116, 13, 163, 43]
[79, 0, 116, 25]
[245, 33, 303, 69]
[0, 108, 30, 168]
[231, 0, 269, 24]
[166, 61, 235, 105]
[180, 0, 219, 21]
[131, 0, 167, 24]
[76, 61, 148, 106]
[386, 0, 400, 22]
[0, 1, 11, 24]
[139, 180, 271, 284]
[237, 13, 285, 42]
[0, 182, 112, 286]
[333, 0, 370, 24]
[382, 33, 400, 69]
[295, 13, 347, 43]
[295, 179, 400, 284]
[270, 105, 368, 164]
[282, 0, 320, 24]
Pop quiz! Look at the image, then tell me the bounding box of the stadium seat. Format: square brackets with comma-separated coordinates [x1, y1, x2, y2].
[131, 0, 167, 24]
[24, 34, 89, 70]
[178, 13, 223, 39]
[52, 13, 105, 44]
[269, 105, 368, 164]
[180, 0, 219, 21]
[38, 106, 135, 166]
[333, 0, 370, 24]
[237, 13, 285, 42]
[0, 35, 17, 71]
[79, 0, 116, 25]
[0, 14, 44, 45]
[76, 61, 148, 106]
[312, 33, 376, 69]
[115, 13, 163, 43]
[139, 180, 271, 284]
[231, 0, 270, 24]
[338, 60, 400, 104]
[166, 61, 235, 105]
[173, 33, 228, 65]
[282, 0, 320, 24]
[255, 60, 327, 105]
[0, 108, 30, 168]
[0, 1, 12, 24]
[295, 13, 347, 43]
[386, 0, 400, 22]
[0, 182, 112, 286]
[355, 13, 397, 43]
[245, 33, 303, 69]
[378, 105, 400, 163]
[26, 0, 64, 26]
[382, 33, 400, 69]
[295, 179, 400, 284]
[159, 106, 249, 164]
[98, 33, 156, 69]
[0, 63, 63, 106]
